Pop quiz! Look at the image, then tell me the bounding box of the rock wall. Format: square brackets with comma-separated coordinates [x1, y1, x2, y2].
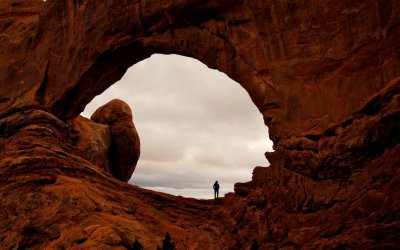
[0, 0, 399, 249]
[231, 78, 400, 249]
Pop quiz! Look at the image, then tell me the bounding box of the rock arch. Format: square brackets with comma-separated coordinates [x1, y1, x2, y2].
[0, 0, 399, 248]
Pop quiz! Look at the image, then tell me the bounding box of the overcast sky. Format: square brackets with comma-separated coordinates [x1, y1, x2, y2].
[82, 54, 273, 199]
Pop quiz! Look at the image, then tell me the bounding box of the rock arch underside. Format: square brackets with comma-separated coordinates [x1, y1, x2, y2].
[0, 0, 399, 249]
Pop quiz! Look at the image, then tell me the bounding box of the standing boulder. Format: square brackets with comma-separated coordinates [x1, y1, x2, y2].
[91, 99, 141, 182]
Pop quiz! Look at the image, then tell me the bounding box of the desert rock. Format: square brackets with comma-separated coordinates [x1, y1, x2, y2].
[0, 0, 399, 248]
[91, 99, 141, 182]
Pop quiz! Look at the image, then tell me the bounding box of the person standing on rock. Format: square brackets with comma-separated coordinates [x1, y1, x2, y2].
[213, 181, 220, 199]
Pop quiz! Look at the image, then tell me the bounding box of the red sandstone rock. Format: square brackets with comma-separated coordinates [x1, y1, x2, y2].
[0, 0, 399, 249]
[229, 78, 400, 249]
[71, 115, 112, 174]
[91, 99, 140, 182]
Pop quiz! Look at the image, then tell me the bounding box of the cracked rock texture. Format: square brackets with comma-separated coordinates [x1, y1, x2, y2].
[0, 0, 399, 249]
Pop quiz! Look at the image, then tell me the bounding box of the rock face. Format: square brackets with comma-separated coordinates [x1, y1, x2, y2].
[91, 99, 141, 182]
[0, 0, 399, 249]
[71, 115, 112, 174]
[230, 78, 400, 249]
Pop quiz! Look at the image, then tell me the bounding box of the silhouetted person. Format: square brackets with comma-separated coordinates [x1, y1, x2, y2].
[213, 181, 220, 199]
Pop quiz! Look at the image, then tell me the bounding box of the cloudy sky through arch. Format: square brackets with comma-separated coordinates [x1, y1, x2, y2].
[82, 54, 273, 199]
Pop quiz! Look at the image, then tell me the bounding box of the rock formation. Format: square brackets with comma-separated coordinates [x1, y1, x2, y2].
[230, 77, 400, 249]
[0, 0, 399, 249]
[71, 99, 140, 182]
[71, 115, 112, 174]
[91, 99, 141, 182]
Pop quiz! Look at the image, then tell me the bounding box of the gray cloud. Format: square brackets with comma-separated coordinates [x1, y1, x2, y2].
[82, 54, 273, 199]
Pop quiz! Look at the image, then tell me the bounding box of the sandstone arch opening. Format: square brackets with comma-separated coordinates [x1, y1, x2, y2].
[82, 54, 273, 198]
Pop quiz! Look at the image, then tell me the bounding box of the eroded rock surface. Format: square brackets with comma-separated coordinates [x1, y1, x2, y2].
[91, 99, 141, 182]
[71, 116, 112, 174]
[231, 78, 400, 249]
[70, 99, 140, 182]
[0, 0, 399, 249]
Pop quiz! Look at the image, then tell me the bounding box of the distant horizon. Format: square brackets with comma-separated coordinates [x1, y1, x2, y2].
[131, 185, 235, 200]
[82, 54, 273, 198]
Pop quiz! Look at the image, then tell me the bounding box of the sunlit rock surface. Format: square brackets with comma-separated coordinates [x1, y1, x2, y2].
[0, 0, 399, 248]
